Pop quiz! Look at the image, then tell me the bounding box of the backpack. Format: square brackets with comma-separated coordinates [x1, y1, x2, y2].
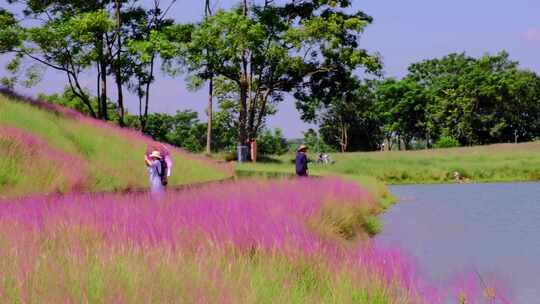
[159, 159, 168, 186]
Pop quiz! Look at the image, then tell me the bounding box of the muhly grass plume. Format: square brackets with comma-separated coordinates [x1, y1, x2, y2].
[0, 125, 88, 197]
[0, 177, 510, 303]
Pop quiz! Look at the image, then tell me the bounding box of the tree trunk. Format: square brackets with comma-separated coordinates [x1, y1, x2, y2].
[205, 0, 213, 154]
[99, 57, 108, 120]
[115, 0, 125, 127]
[242, 0, 247, 15]
[97, 64, 102, 116]
[338, 120, 348, 153]
[206, 77, 213, 154]
[238, 0, 248, 146]
[238, 77, 248, 146]
[141, 54, 155, 132]
[67, 72, 97, 118]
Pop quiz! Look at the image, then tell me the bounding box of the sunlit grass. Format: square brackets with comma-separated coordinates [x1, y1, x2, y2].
[238, 143, 540, 184]
[0, 94, 231, 197]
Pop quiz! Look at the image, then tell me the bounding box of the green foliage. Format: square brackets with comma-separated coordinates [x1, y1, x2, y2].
[304, 51, 540, 152]
[434, 135, 460, 148]
[2, 0, 177, 123]
[151, 1, 380, 143]
[375, 78, 428, 149]
[166, 111, 206, 153]
[212, 108, 237, 152]
[0, 8, 23, 53]
[38, 88, 119, 120]
[407, 52, 540, 146]
[257, 129, 288, 156]
[361, 216, 382, 237]
[143, 111, 206, 153]
[302, 129, 335, 153]
[318, 79, 382, 152]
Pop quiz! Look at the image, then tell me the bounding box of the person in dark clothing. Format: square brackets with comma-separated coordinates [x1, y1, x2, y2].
[295, 144, 309, 177]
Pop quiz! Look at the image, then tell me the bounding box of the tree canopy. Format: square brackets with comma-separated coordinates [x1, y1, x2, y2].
[141, 0, 380, 147]
[2, 1, 540, 156]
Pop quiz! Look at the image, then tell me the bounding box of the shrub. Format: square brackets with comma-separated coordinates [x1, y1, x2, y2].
[257, 128, 289, 156]
[362, 216, 382, 236]
[434, 135, 460, 148]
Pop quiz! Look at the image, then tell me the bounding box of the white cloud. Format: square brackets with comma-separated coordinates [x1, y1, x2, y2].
[524, 28, 540, 42]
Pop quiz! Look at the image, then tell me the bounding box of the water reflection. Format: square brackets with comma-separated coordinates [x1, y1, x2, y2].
[376, 182, 540, 304]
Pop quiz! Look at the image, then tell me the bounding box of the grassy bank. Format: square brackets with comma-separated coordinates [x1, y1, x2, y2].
[238, 142, 540, 185]
[0, 93, 232, 198]
[0, 178, 504, 303]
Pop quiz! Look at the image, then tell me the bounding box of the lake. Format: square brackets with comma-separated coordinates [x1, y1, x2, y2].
[376, 182, 540, 304]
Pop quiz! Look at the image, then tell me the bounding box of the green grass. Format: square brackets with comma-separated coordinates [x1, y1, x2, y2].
[0, 94, 231, 197]
[238, 143, 540, 185]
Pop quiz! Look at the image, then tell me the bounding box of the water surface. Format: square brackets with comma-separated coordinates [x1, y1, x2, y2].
[377, 182, 540, 304]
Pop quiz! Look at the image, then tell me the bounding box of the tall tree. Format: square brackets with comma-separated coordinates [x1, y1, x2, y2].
[374, 78, 428, 149]
[205, 0, 214, 154]
[127, 1, 177, 132]
[1, 0, 116, 119]
[315, 78, 381, 152]
[152, 0, 380, 155]
[3, 7, 116, 117]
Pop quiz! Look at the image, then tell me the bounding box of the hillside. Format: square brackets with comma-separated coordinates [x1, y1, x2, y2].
[238, 141, 540, 184]
[0, 91, 232, 198]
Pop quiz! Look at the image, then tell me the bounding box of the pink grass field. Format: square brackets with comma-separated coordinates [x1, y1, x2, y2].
[0, 177, 510, 303]
[0, 91, 233, 198]
[1, 88, 232, 173]
[0, 126, 88, 197]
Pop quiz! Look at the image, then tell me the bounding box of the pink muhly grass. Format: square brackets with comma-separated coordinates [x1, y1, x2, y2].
[1, 88, 233, 178]
[0, 177, 511, 303]
[0, 178, 370, 251]
[0, 88, 83, 119]
[0, 125, 89, 195]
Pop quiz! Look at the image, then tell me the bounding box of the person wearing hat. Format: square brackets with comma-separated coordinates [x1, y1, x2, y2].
[144, 150, 165, 196]
[295, 144, 309, 177]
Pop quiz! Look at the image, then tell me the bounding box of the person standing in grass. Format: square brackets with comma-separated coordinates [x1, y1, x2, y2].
[144, 150, 165, 196]
[295, 144, 309, 177]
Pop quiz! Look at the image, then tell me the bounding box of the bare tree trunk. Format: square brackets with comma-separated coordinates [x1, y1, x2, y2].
[242, 0, 247, 15]
[337, 120, 348, 153]
[205, 0, 213, 154]
[138, 78, 144, 130]
[141, 53, 155, 132]
[206, 77, 213, 154]
[115, 0, 125, 127]
[99, 56, 108, 120]
[67, 72, 97, 118]
[97, 64, 101, 116]
[238, 76, 248, 146]
[341, 122, 348, 152]
[238, 0, 249, 148]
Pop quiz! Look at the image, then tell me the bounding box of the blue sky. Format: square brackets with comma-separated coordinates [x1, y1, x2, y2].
[1, 0, 539, 138]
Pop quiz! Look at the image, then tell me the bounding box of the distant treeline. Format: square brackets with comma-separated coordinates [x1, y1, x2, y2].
[2, 1, 539, 153]
[30, 50, 540, 154]
[306, 52, 540, 152]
